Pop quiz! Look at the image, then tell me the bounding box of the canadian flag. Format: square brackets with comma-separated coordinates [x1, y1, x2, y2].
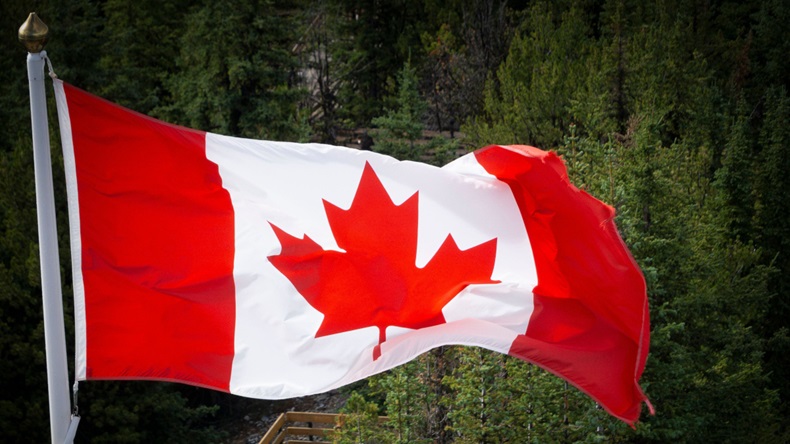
[54, 80, 650, 424]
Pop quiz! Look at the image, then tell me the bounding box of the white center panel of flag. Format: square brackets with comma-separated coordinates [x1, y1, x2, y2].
[206, 134, 537, 398]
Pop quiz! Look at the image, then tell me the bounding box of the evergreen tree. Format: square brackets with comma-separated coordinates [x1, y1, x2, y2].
[328, 0, 430, 126]
[715, 98, 756, 243]
[0, 136, 50, 443]
[96, 0, 191, 114]
[420, 0, 515, 133]
[159, 0, 308, 141]
[369, 358, 436, 444]
[5, 1, 790, 441]
[371, 61, 427, 159]
[464, 4, 597, 149]
[371, 61, 459, 164]
[297, 1, 344, 143]
[457, 2, 785, 441]
[331, 391, 391, 443]
[754, 86, 790, 439]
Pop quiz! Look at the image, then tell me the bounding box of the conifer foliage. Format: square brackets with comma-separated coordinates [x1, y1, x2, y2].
[1, 0, 788, 442]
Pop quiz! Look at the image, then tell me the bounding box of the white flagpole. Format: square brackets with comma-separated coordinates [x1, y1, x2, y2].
[19, 13, 73, 444]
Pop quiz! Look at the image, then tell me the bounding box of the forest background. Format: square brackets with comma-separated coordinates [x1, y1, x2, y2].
[1, 0, 788, 442]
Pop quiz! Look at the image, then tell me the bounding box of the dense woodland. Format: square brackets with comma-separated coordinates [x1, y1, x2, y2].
[1, 0, 789, 442]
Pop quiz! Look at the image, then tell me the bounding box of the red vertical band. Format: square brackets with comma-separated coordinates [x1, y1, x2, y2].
[475, 145, 650, 424]
[64, 83, 236, 391]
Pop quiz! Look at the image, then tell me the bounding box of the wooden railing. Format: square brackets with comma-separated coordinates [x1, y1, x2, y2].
[258, 411, 389, 444]
[258, 412, 337, 444]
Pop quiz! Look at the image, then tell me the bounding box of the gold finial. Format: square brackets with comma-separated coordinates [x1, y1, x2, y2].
[18, 13, 49, 53]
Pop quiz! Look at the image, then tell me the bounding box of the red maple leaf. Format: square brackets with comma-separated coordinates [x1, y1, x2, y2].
[268, 162, 498, 359]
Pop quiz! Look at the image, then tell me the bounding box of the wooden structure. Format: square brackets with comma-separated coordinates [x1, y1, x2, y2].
[258, 411, 336, 444]
[258, 411, 388, 444]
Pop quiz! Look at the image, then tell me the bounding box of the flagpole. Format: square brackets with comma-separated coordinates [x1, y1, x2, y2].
[19, 13, 73, 444]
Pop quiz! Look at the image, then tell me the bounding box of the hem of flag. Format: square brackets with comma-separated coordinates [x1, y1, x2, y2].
[53, 78, 87, 381]
[78, 375, 232, 393]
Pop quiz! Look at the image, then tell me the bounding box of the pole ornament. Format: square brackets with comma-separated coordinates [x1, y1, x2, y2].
[19, 13, 49, 54]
